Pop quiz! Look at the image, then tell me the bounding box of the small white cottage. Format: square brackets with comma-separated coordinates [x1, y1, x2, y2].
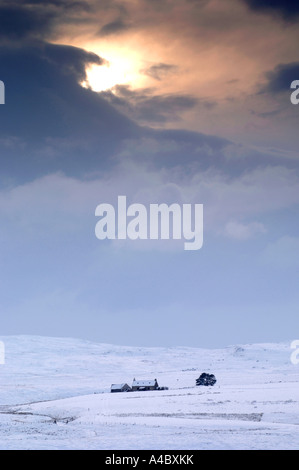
[110, 383, 132, 393]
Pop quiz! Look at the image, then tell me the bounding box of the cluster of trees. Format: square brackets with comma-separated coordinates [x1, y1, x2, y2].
[196, 373, 217, 387]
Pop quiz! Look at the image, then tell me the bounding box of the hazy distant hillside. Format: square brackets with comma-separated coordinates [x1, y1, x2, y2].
[0, 335, 294, 405]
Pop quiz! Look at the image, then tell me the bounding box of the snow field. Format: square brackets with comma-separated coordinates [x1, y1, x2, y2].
[0, 336, 298, 449]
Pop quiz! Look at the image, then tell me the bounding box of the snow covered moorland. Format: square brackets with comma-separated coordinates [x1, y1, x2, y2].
[0, 336, 298, 450]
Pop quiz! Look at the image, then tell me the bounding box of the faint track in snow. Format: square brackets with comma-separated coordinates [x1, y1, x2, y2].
[109, 412, 264, 422]
[0, 408, 77, 425]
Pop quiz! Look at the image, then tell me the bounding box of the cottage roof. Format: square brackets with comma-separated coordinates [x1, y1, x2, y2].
[111, 383, 128, 390]
[132, 379, 157, 387]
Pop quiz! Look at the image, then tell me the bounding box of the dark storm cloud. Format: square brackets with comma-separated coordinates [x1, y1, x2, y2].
[0, 42, 139, 182]
[0, 37, 287, 186]
[243, 0, 299, 21]
[141, 63, 178, 81]
[0, 5, 55, 40]
[141, 0, 209, 9]
[0, 0, 291, 186]
[261, 62, 299, 94]
[103, 85, 216, 124]
[98, 19, 131, 36]
[0, 0, 90, 41]
[22, 0, 90, 9]
[133, 94, 198, 123]
[0, 40, 230, 183]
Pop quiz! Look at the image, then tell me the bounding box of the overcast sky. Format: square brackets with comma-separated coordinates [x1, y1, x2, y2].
[0, 0, 298, 347]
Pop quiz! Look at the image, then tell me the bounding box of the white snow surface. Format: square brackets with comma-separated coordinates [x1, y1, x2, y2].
[0, 335, 298, 450]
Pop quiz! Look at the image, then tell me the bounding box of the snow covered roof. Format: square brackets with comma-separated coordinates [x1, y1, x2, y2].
[111, 384, 128, 390]
[132, 379, 157, 387]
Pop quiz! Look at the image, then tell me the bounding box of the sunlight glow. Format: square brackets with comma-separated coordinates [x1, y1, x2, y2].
[84, 54, 139, 92]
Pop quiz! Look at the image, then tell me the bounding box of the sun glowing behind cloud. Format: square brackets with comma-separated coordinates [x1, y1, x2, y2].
[83, 52, 142, 92]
